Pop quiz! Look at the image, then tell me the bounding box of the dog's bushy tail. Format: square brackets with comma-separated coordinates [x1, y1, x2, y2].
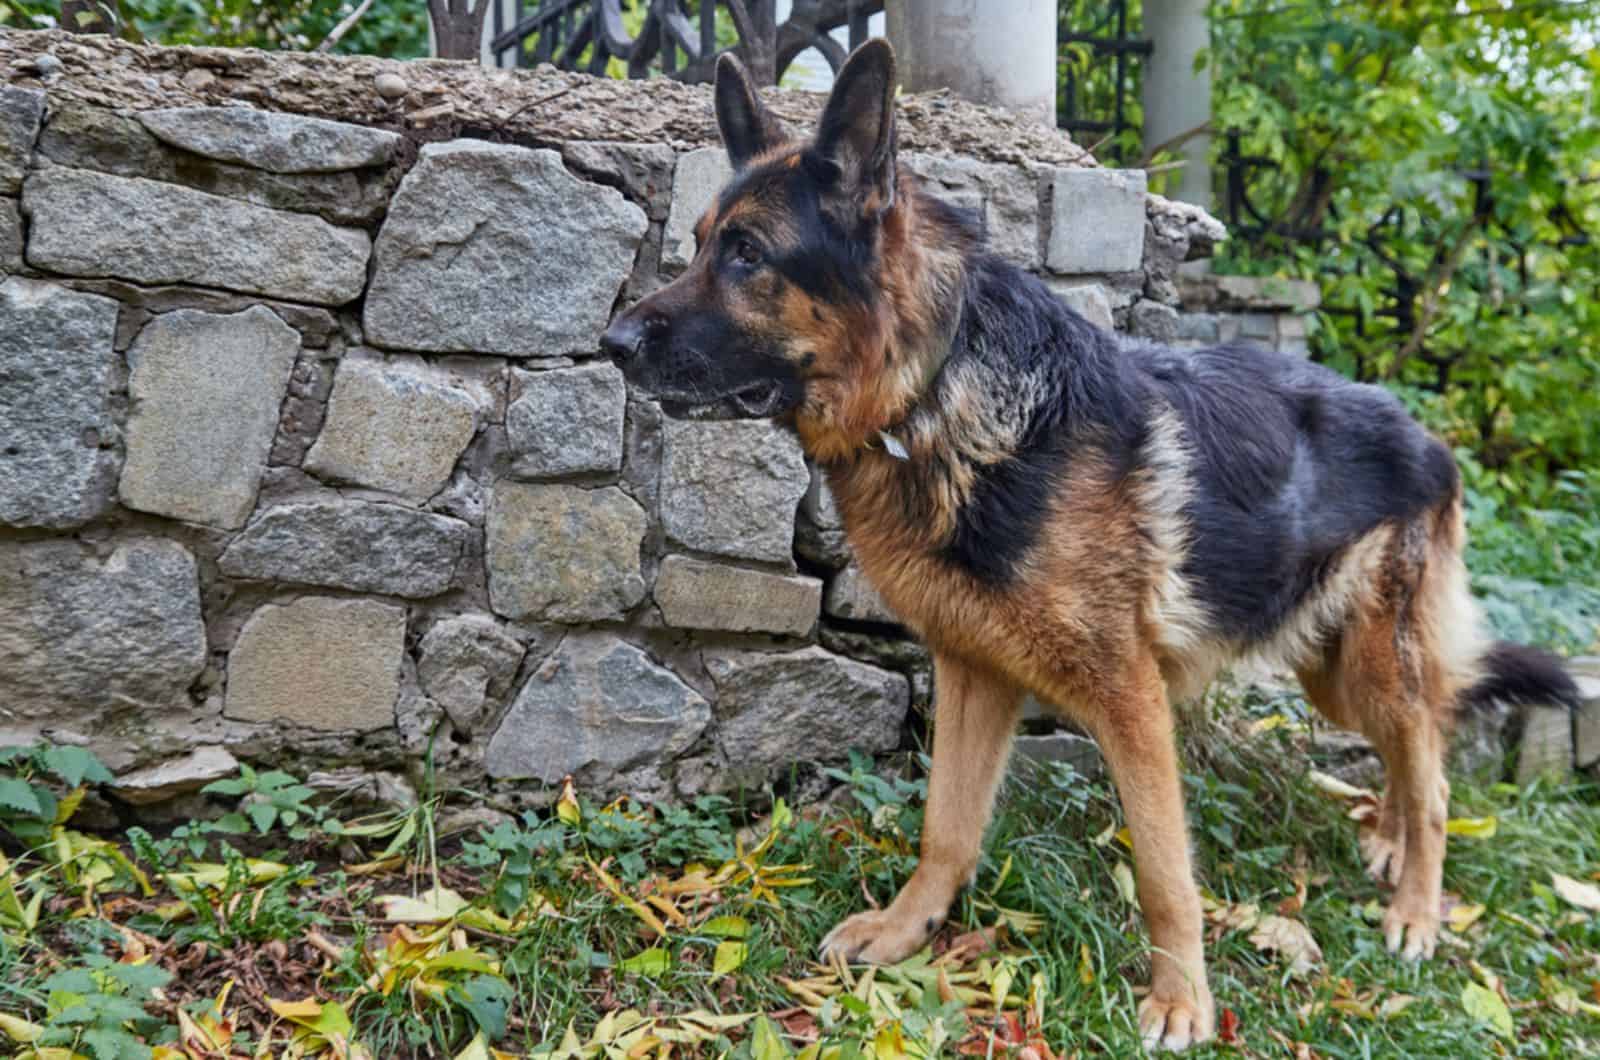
[1460, 641, 1580, 714]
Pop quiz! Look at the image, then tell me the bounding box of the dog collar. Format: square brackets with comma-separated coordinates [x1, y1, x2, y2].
[877, 430, 910, 461]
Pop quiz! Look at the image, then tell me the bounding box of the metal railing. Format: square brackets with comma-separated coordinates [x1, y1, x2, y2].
[1057, 0, 1151, 152]
[482, 0, 877, 84]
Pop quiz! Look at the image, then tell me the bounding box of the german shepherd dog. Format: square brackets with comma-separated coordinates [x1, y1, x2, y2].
[602, 40, 1580, 1050]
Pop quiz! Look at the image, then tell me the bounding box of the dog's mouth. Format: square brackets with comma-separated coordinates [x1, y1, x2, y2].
[656, 379, 789, 420]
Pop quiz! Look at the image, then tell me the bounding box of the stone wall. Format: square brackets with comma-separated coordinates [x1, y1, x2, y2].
[1174, 270, 1320, 357]
[0, 30, 1223, 809]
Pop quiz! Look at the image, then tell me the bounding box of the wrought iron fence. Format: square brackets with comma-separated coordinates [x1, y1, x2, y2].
[480, 0, 877, 84]
[471, 1, 1155, 159]
[1056, 0, 1150, 154]
[1221, 130, 1592, 372]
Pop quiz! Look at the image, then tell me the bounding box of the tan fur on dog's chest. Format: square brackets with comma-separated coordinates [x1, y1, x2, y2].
[824, 451, 1154, 717]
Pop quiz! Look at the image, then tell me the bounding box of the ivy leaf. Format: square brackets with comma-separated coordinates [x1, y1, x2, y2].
[38, 746, 113, 788]
[449, 975, 512, 1041]
[201, 777, 251, 797]
[246, 800, 279, 835]
[0, 778, 44, 817]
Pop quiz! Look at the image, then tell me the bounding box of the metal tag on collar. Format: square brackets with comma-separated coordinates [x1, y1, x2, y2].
[878, 430, 909, 461]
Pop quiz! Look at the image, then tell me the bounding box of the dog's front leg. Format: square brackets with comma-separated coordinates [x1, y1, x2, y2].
[819, 653, 1021, 964]
[1092, 657, 1214, 1051]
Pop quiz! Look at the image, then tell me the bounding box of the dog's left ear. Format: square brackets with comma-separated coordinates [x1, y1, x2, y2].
[716, 53, 787, 167]
[812, 38, 898, 212]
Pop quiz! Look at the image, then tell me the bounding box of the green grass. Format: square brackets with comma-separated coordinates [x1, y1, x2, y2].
[1, 689, 1597, 1058]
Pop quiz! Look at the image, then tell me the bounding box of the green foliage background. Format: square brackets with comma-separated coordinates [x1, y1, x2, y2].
[1202, 0, 1600, 646]
[0, 0, 429, 56]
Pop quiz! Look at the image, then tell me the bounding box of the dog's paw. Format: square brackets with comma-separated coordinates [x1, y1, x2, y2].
[1138, 989, 1215, 1053]
[818, 908, 937, 966]
[1360, 829, 1404, 887]
[1382, 899, 1438, 960]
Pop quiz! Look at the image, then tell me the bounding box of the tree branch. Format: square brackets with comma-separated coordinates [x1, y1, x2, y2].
[1387, 222, 1480, 379]
[317, 0, 376, 54]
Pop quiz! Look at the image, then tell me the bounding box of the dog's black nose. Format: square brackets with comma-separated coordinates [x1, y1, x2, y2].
[600, 313, 666, 367]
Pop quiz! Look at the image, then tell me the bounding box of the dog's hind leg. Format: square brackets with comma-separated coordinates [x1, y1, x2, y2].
[1087, 653, 1213, 1051]
[1296, 650, 1407, 886]
[819, 653, 1021, 965]
[1308, 522, 1456, 960]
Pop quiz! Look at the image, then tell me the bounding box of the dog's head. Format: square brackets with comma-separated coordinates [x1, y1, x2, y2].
[601, 40, 903, 428]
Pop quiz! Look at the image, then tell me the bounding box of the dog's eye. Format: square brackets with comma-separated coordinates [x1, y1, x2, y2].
[735, 238, 762, 266]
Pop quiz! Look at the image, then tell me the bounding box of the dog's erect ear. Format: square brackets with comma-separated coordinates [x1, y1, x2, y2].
[812, 39, 897, 210]
[715, 53, 786, 167]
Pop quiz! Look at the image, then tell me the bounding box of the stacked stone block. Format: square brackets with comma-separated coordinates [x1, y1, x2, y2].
[0, 40, 1224, 805]
[1176, 272, 1322, 357]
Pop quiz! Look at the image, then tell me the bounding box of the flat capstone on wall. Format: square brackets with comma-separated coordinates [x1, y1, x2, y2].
[0, 29, 1234, 812]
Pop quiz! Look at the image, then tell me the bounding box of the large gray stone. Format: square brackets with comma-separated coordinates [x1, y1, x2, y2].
[484, 634, 709, 783]
[39, 102, 388, 226]
[560, 140, 677, 221]
[139, 107, 400, 174]
[1013, 731, 1104, 778]
[1130, 299, 1180, 343]
[218, 500, 469, 598]
[903, 154, 1041, 269]
[0, 538, 205, 722]
[1181, 273, 1321, 313]
[304, 359, 479, 503]
[654, 556, 821, 636]
[825, 563, 897, 625]
[1046, 167, 1147, 275]
[661, 419, 808, 565]
[1572, 657, 1600, 772]
[120, 306, 299, 529]
[506, 363, 627, 478]
[365, 141, 646, 355]
[225, 596, 405, 732]
[706, 647, 909, 770]
[1, 197, 20, 272]
[1050, 282, 1114, 332]
[111, 746, 239, 806]
[804, 467, 844, 530]
[417, 615, 526, 733]
[23, 167, 371, 305]
[486, 483, 647, 622]
[661, 146, 732, 271]
[0, 87, 44, 195]
[1517, 705, 1572, 784]
[0, 279, 121, 529]
[797, 465, 851, 569]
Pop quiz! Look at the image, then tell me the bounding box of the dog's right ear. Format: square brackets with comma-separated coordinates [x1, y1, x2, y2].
[715, 53, 786, 167]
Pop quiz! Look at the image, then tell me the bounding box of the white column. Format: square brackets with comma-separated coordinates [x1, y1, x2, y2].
[1142, 0, 1212, 207]
[885, 0, 1057, 125]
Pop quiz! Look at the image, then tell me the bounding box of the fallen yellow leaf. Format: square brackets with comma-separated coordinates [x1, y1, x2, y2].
[1445, 816, 1498, 839]
[377, 886, 468, 923]
[1551, 872, 1600, 913]
[1446, 902, 1487, 933]
[713, 939, 747, 975]
[1111, 862, 1137, 905]
[1307, 771, 1375, 801]
[1462, 982, 1513, 1039]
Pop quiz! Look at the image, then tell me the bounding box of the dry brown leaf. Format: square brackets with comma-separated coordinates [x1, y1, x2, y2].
[1248, 914, 1323, 977]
